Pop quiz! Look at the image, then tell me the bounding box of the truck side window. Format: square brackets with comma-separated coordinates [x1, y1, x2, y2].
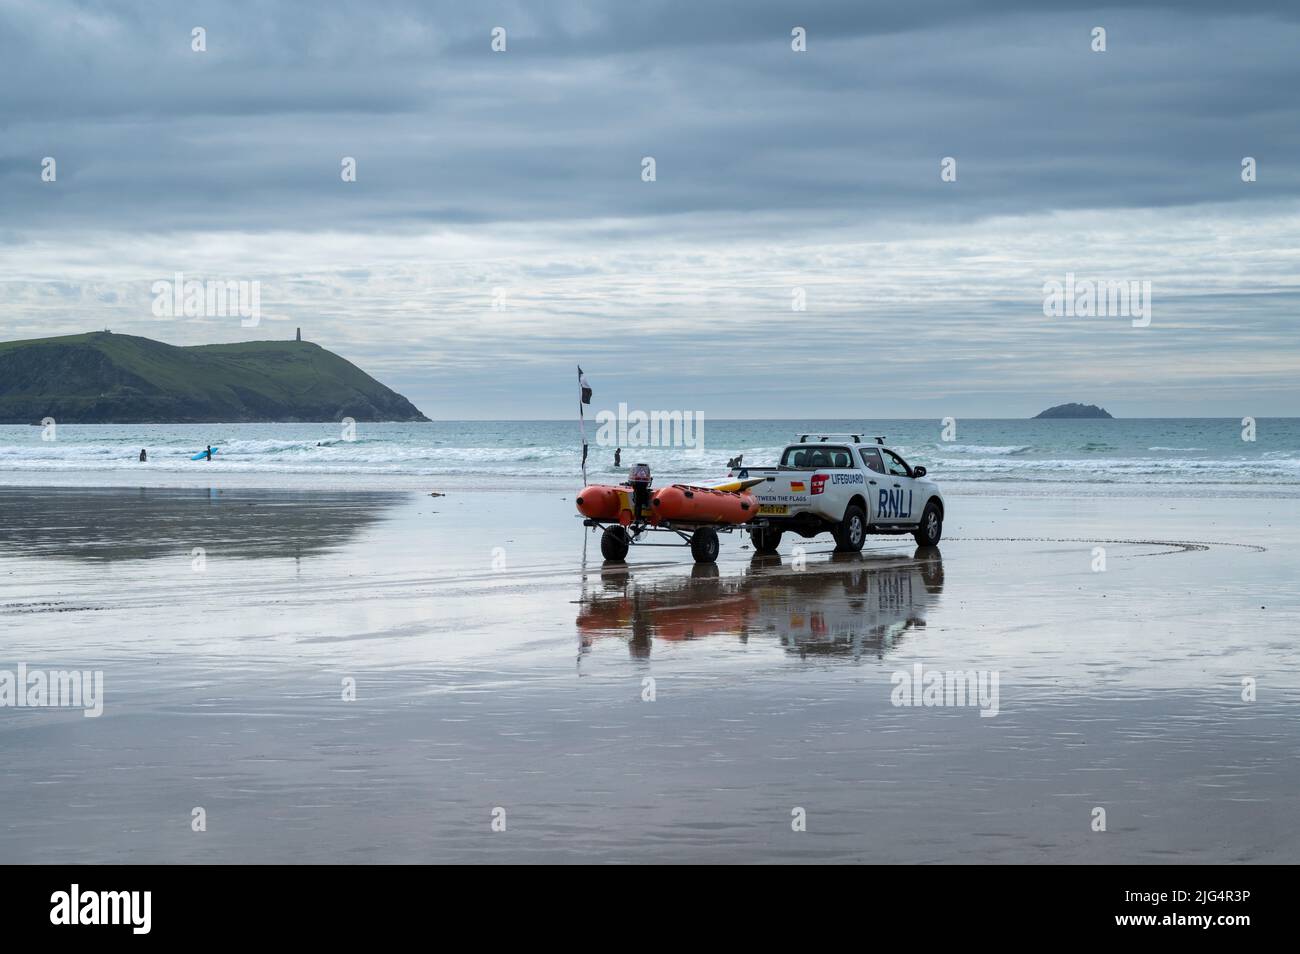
[882, 450, 911, 478]
[860, 447, 885, 474]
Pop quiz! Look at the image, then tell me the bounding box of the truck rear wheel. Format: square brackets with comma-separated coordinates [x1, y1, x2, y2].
[833, 504, 866, 552]
[913, 501, 942, 546]
[690, 527, 720, 563]
[600, 525, 630, 561]
[749, 526, 782, 553]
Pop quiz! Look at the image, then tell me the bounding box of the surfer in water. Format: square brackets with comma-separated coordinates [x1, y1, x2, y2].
[139, 449, 147, 462]
[614, 447, 621, 468]
[205, 445, 213, 461]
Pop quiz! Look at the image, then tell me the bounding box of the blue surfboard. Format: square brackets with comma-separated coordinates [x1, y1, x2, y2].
[191, 447, 219, 461]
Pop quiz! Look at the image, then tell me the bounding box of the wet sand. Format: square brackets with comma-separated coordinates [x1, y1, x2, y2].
[1, 485, 1297, 863]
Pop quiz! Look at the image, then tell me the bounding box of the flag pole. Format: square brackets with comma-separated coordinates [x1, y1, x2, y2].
[577, 365, 590, 486]
[579, 400, 588, 487]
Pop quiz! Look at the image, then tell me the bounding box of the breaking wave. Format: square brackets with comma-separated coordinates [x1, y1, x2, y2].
[2, 421, 1298, 488]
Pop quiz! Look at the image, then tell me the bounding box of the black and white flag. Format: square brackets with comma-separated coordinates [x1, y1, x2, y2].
[577, 366, 592, 483]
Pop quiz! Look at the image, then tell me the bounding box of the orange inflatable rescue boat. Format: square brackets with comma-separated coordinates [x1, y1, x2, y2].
[574, 484, 627, 521]
[650, 484, 756, 525]
[576, 463, 757, 526]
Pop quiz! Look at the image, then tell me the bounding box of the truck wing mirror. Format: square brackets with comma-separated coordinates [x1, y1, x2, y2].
[913, 466, 926, 477]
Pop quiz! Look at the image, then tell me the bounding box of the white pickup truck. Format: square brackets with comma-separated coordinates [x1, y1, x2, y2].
[731, 434, 945, 553]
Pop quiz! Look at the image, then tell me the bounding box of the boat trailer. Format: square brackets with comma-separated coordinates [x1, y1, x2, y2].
[582, 515, 759, 564]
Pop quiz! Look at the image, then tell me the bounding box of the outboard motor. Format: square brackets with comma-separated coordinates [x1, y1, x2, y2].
[628, 463, 652, 520]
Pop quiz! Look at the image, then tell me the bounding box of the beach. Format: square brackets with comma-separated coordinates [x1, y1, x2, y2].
[2, 482, 1297, 863]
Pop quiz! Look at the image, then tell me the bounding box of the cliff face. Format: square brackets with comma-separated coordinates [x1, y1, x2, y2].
[0, 332, 429, 423]
[1033, 403, 1114, 419]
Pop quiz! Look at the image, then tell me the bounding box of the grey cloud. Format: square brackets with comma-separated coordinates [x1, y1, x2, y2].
[2, 1, 1298, 233]
[2, 1, 1299, 416]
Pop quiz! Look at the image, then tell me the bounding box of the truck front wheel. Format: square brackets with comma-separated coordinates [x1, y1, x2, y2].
[914, 501, 943, 546]
[834, 504, 866, 552]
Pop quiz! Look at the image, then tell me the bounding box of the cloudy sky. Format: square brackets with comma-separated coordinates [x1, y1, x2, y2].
[1, 0, 1298, 418]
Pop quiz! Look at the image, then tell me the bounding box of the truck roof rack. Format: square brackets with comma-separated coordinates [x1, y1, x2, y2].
[796, 433, 863, 444]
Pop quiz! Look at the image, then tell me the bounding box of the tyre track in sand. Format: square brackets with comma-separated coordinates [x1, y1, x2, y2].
[944, 536, 1266, 556]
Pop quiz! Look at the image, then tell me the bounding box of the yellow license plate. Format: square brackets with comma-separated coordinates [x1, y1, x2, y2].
[758, 504, 788, 515]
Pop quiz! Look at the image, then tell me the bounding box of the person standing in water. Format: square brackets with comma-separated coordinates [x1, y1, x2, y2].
[205, 445, 212, 461]
[614, 447, 622, 468]
[139, 449, 147, 462]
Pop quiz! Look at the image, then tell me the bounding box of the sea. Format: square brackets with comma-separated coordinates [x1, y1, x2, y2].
[1, 418, 1296, 492]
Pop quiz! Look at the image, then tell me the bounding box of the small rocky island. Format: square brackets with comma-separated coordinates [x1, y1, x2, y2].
[1033, 403, 1113, 419]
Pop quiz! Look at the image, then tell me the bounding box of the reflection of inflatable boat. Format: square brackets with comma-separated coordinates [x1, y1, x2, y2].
[577, 548, 944, 660]
[577, 564, 754, 645]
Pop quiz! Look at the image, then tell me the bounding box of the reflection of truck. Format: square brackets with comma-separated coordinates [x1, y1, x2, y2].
[576, 548, 944, 660]
[734, 434, 945, 554]
[752, 550, 943, 658]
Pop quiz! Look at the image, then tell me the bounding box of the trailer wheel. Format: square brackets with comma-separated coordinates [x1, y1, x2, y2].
[749, 526, 783, 553]
[690, 527, 720, 563]
[600, 525, 630, 561]
[833, 504, 867, 552]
